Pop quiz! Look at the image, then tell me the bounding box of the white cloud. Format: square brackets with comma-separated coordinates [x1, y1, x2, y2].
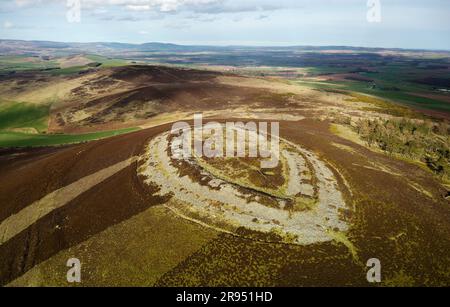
[14, 0, 49, 7]
[15, 0, 34, 7]
[9, 0, 284, 15]
[84, 0, 220, 12]
[3, 21, 13, 28]
[127, 4, 151, 11]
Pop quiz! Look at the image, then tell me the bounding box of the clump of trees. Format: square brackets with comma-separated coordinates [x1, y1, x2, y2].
[355, 118, 450, 180]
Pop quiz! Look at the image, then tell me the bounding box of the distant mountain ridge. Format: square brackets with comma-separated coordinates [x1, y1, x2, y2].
[1, 39, 449, 57]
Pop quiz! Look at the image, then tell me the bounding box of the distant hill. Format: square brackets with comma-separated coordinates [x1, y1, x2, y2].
[2, 39, 449, 57]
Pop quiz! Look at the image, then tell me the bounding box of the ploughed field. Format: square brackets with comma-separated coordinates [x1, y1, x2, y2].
[0, 65, 449, 286]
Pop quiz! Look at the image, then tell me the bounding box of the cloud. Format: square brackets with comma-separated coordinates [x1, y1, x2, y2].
[1, 20, 34, 30]
[3, 21, 13, 29]
[14, 0, 56, 8]
[126, 4, 151, 11]
[99, 15, 142, 21]
[14, 0, 36, 7]
[27, 0, 282, 14]
[7, 0, 285, 18]
[192, 2, 281, 14]
[83, 0, 221, 12]
[164, 21, 191, 29]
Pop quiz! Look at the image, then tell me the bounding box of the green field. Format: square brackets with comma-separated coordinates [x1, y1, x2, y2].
[299, 62, 450, 114]
[0, 55, 59, 72]
[0, 99, 140, 147]
[85, 54, 129, 68]
[0, 128, 139, 148]
[0, 101, 50, 132]
[48, 56, 129, 76]
[295, 78, 450, 113]
[0, 54, 129, 75]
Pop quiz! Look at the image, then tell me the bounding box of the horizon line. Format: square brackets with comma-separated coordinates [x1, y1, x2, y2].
[1, 38, 450, 53]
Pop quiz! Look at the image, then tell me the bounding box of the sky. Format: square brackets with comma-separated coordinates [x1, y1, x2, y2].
[0, 0, 449, 50]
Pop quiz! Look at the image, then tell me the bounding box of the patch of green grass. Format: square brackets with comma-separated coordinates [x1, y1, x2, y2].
[297, 61, 450, 114]
[0, 55, 59, 72]
[0, 101, 50, 132]
[85, 55, 129, 68]
[47, 65, 89, 76]
[327, 229, 361, 264]
[0, 127, 139, 148]
[47, 55, 129, 76]
[345, 92, 420, 118]
[298, 77, 450, 114]
[374, 91, 450, 112]
[306, 66, 353, 75]
[383, 270, 415, 287]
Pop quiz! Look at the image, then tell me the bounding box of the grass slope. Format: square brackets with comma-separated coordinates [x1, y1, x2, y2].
[0, 128, 139, 148]
[0, 101, 50, 132]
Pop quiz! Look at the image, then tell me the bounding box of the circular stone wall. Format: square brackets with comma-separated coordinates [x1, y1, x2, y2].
[138, 129, 349, 245]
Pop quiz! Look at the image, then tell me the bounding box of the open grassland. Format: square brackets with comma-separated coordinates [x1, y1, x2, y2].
[297, 62, 450, 116]
[0, 97, 138, 148]
[0, 54, 129, 76]
[0, 55, 59, 72]
[0, 128, 139, 148]
[0, 101, 50, 133]
[85, 54, 129, 68]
